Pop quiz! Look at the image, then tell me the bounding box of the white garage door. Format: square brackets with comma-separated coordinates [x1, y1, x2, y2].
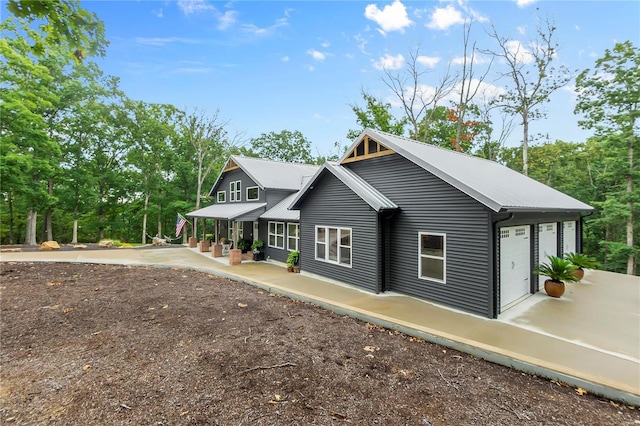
[538, 223, 558, 290]
[563, 221, 577, 255]
[500, 226, 531, 310]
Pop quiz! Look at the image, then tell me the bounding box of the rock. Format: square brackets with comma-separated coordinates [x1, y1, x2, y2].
[40, 241, 61, 251]
[73, 244, 88, 249]
[98, 240, 114, 248]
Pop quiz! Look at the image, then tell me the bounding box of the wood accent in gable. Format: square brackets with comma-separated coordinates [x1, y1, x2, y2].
[341, 135, 395, 164]
[223, 158, 240, 172]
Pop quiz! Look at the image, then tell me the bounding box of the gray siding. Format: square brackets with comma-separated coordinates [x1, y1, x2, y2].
[258, 219, 299, 263]
[347, 154, 493, 317]
[265, 189, 293, 209]
[211, 169, 265, 204]
[298, 172, 380, 293]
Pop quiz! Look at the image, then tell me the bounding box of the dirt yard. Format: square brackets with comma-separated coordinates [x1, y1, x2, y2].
[1, 259, 638, 425]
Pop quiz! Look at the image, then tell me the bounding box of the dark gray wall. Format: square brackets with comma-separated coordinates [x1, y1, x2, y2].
[298, 171, 380, 293]
[347, 154, 493, 317]
[212, 168, 264, 204]
[258, 219, 298, 263]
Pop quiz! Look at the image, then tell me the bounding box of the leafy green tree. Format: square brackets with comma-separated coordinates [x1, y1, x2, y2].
[346, 91, 406, 140]
[483, 17, 571, 176]
[6, 0, 107, 59]
[180, 109, 241, 237]
[121, 101, 179, 243]
[0, 19, 61, 245]
[246, 130, 314, 164]
[575, 41, 639, 275]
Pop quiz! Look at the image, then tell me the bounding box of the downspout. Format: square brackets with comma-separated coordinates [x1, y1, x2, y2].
[490, 212, 515, 319]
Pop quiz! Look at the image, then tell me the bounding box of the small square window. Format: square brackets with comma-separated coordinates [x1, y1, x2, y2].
[419, 232, 445, 283]
[246, 186, 259, 201]
[217, 191, 226, 203]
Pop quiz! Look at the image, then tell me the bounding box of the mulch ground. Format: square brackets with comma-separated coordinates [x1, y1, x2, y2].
[1, 256, 638, 425]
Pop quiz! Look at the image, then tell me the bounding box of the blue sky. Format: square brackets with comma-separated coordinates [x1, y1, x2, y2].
[83, 0, 638, 156]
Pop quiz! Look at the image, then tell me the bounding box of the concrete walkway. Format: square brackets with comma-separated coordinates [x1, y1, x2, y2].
[1, 246, 639, 406]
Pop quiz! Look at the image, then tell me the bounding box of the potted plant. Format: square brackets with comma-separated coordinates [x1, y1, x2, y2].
[564, 252, 598, 281]
[237, 239, 249, 253]
[251, 239, 265, 261]
[287, 250, 300, 273]
[534, 255, 580, 298]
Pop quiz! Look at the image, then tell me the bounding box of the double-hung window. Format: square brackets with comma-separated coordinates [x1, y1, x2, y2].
[418, 232, 446, 283]
[230, 181, 241, 202]
[268, 221, 284, 249]
[287, 223, 299, 251]
[315, 226, 351, 267]
[217, 191, 226, 203]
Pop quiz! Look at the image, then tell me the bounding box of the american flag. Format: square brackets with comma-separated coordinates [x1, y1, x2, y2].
[176, 213, 187, 237]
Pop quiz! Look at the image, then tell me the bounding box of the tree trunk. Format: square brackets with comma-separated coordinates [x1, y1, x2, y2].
[71, 205, 78, 244]
[522, 112, 529, 176]
[142, 192, 150, 244]
[627, 138, 635, 275]
[72, 219, 78, 244]
[25, 210, 37, 245]
[8, 193, 14, 244]
[98, 205, 104, 241]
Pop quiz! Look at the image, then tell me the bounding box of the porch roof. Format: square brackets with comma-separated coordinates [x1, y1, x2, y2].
[186, 203, 266, 221]
[260, 193, 299, 221]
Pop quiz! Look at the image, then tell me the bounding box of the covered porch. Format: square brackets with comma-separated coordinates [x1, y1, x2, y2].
[186, 203, 266, 262]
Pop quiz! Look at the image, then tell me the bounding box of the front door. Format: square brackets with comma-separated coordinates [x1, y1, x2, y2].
[500, 226, 531, 310]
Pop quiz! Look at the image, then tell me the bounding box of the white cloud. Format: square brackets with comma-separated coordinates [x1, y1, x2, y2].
[135, 37, 203, 46]
[416, 55, 441, 68]
[517, 25, 527, 36]
[242, 17, 288, 36]
[178, 0, 215, 15]
[320, 41, 330, 48]
[354, 34, 368, 54]
[373, 53, 404, 70]
[451, 79, 505, 102]
[426, 5, 465, 30]
[307, 49, 326, 62]
[281, 56, 290, 62]
[515, 0, 538, 7]
[153, 8, 163, 18]
[217, 10, 238, 30]
[364, 0, 412, 34]
[505, 40, 534, 64]
[451, 54, 491, 66]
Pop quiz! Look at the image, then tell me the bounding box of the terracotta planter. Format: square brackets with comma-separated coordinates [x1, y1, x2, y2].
[293, 266, 300, 273]
[571, 268, 585, 281]
[188, 237, 198, 248]
[287, 266, 294, 272]
[544, 279, 565, 298]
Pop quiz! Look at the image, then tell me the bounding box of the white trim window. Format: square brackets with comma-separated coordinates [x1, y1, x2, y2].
[230, 180, 241, 202]
[268, 221, 284, 249]
[217, 191, 226, 203]
[287, 223, 299, 251]
[418, 232, 446, 283]
[315, 226, 351, 267]
[246, 186, 259, 201]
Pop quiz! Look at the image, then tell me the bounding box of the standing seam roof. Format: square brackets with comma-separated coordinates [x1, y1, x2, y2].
[348, 129, 593, 213]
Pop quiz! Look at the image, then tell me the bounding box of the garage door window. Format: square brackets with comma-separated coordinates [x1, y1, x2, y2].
[419, 232, 446, 283]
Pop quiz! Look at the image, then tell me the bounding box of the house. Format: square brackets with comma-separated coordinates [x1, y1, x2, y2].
[186, 156, 319, 263]
[289, 129, 593, 318]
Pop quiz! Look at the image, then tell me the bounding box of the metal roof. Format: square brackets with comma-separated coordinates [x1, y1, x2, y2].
[343, 129, 593, 213]
[260, 192, 300, 221]
[209, 156, 320, 195]
[186, 203, 266, 221]
[290, 162, 399, 212]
